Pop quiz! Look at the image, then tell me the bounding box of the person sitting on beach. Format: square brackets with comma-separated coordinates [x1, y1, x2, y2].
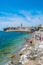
[29, 38, 33, 46]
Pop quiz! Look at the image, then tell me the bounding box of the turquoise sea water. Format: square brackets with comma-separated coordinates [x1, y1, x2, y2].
[0, 31, 32, 65]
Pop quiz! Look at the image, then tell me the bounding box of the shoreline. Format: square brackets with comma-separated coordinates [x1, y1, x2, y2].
[4, 34, 33, 65]
[3, 32, 32, 65]
[5, 31, 43, 65]
[1, 31, 43, 65]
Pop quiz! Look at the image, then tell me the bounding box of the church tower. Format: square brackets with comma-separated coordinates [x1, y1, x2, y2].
[21, 24, 22, 28]
[20, 24, 22, 29]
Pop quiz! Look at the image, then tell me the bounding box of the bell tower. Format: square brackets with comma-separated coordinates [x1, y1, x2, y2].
[21, 24, 22, 28]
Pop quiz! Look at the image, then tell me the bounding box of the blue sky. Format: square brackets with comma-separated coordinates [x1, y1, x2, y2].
[0, 0, 43, 30]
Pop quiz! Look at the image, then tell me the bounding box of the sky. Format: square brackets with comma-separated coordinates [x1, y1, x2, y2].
[0, 0, 43, 30]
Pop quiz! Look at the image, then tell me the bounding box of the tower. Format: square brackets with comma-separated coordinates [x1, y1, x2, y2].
[20, 24, 22, 29]
[21, 24, 22, 28]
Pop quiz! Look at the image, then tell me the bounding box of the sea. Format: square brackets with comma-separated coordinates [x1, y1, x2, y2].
[0, 31, 32, 65]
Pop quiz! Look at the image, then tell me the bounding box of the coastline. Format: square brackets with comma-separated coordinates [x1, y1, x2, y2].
[0, 32, 32, 65]
[1, 31, 43, 65]
[4, 33, 33, 65]
[4, 31, 43, 65]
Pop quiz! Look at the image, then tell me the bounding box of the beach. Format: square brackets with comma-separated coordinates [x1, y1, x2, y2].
[18, 31, 43, 65]
[0, 31, 43, 65]
[0, 31, 32, 65]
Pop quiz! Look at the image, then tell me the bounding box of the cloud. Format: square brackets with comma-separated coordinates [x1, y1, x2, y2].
[20, 10, 43, 25]
[0, 10, 43, 30]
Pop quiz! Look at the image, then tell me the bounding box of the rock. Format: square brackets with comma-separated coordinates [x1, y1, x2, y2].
[8, 54, 15, 58]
